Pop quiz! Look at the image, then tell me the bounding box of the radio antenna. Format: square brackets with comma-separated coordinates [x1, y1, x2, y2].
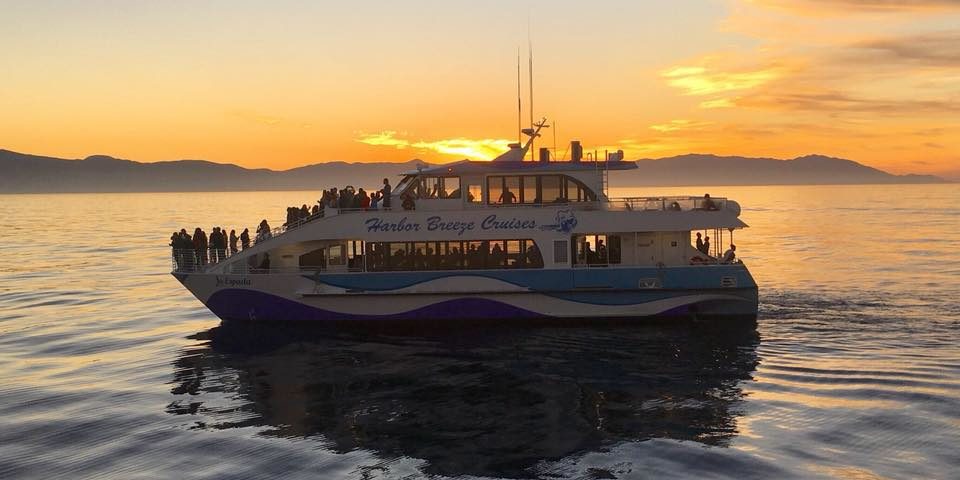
[528, 21, 534, 161]
[517, 48, 522, 146]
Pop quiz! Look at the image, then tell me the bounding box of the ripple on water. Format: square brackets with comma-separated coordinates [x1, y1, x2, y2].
[1, 186, 959, 479]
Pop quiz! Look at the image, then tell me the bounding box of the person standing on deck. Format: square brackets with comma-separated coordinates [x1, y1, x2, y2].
[229, 229, 239, 255]
[381, 178, 392, 210]
[240, 228, 251, 250]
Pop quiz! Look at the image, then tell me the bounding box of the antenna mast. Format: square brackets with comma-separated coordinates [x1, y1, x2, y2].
[528, 25, 534, 161]
[517, 49, 522, 146]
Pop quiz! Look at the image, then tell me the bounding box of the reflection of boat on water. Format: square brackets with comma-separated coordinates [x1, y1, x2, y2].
[168, 323, 759, 478]
[171, 120, 758, 324]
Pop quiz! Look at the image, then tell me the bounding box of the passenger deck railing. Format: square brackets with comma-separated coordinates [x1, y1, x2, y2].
[606, 196, 728, 212]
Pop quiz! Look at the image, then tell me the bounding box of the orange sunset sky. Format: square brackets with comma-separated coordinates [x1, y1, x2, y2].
[2, 0, 958, 179]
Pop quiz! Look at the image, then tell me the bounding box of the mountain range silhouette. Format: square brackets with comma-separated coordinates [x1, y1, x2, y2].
[0, 148, 946, 193]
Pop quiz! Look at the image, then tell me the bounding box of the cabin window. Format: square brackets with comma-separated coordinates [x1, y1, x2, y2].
[487, 177, 504, 205]
[418, 176, 461, 199]
[366, 239, 543, 271]
[541, 175, 562, 203]
[347, 240, 364, 271]
[328, 245, 345, 266]
[487, 174, 597, 205]
[443, 177, 461, 199]
[467, 183, 482, 204]
[299, 248, 326, 268]
[521, 176, 538, 204]
[572, 234, 622, 266]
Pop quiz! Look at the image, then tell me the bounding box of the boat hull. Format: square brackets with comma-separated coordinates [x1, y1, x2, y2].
[173, 266, 758, 324]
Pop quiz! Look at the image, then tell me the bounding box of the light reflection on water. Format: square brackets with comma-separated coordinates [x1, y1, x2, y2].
[0, 184, 958, 479]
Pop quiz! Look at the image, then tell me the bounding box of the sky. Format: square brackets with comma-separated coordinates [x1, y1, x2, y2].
[1, 0, 958, 178]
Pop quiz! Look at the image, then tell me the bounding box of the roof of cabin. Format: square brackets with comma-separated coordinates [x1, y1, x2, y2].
[402, 159, 638, 176]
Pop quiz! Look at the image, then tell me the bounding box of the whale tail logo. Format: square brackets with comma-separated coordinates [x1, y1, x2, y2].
[539, 209, 577, 233]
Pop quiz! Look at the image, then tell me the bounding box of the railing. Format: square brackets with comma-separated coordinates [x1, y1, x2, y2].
[607, 196, 728, 212]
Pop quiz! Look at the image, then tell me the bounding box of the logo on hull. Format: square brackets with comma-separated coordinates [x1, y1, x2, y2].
[539, 209, 578, 233]
[216, 276, 252, 287]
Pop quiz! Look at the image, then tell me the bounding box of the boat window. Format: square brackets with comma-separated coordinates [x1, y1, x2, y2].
[486, 174, 597, 205]
[394, 175, 417, 196]
[416, 176, 462, 199]
[521, 176, 538, 204]
[366, 238, 543, 271]
[572, 234, 621, 266]
[487, 176, 503, 205]
[467, 183, 482, 204]
[347, 240, 364, 271]
[443, 177, 461, 199]
[299, 248, 326, 268]
[328, 245, 345, 266]
[504, 177, 520, 204]
[541, 175, 562, 203]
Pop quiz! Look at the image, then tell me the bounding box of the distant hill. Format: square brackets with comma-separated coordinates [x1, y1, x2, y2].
[615, 153, 946, 187]
[0, 149, 947, 193]
[0, 149, 429, 193]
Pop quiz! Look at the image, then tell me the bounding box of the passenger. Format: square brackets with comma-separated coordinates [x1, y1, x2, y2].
[583, 241, 595, 265]
[722, 244, 737, 264]
[300, 204, 309, 220]
[358, 188, 370, 209]
[467, 244, 478, 267]
[696, 232, 705, 254]
[229, 229, 239, 254]
[597, 239, 608, 264]
[413, 248, 425, 269]
[169, 232, 180, 264]
[311, 204, 320, 216]
[240, 228, 251, 250]
[351, 191, 362, 209]
[702, 193, 718, 211]
[326, 188, 339, 209]
[479, 241, 491, 266]
[527, 244, 543, 268]
[381, 178, 392, 210]
[257, 253, 270, 272]
[669, 201, 681, 211]
[208, 227, 219, 263]
[499, 188, 517, 204]
[702, 236, 711, 257]
[490, 243, 505, 267]
[256, 219, 271, 242]
[448, 247, 462, 268]
[195, 228, 208, 265]
[401, 192, 415, 211]
[370, 191, 381, 209]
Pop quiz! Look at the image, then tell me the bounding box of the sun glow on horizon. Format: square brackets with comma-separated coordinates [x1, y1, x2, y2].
[0, 0, 957, 179]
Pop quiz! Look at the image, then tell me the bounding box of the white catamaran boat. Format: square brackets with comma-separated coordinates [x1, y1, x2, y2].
[171, 122, 758, 324]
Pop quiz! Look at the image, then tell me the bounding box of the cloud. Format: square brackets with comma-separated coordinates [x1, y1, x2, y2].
[649, 120, 715, 132]
[356, 130, 410, 148]
[730, 90, 960, 114]
[357, 131, 513, 160]
[661, 62, 786, 96]
[750, 0, 960, 15]
[855, 31, 960, 66]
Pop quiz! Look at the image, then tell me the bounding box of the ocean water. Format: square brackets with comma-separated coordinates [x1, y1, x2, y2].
[0, 184, 958, 479]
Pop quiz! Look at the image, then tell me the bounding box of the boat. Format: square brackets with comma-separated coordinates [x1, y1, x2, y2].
[171, 121, 758, 324]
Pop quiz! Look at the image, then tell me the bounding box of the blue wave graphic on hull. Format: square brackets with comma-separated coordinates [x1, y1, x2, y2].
[206, 290, 547, 322]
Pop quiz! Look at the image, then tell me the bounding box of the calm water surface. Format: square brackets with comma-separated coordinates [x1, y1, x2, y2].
[1, 184, 958, 479]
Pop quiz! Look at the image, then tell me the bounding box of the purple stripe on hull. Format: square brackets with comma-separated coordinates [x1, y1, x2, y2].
[206, 289, 548, 322]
